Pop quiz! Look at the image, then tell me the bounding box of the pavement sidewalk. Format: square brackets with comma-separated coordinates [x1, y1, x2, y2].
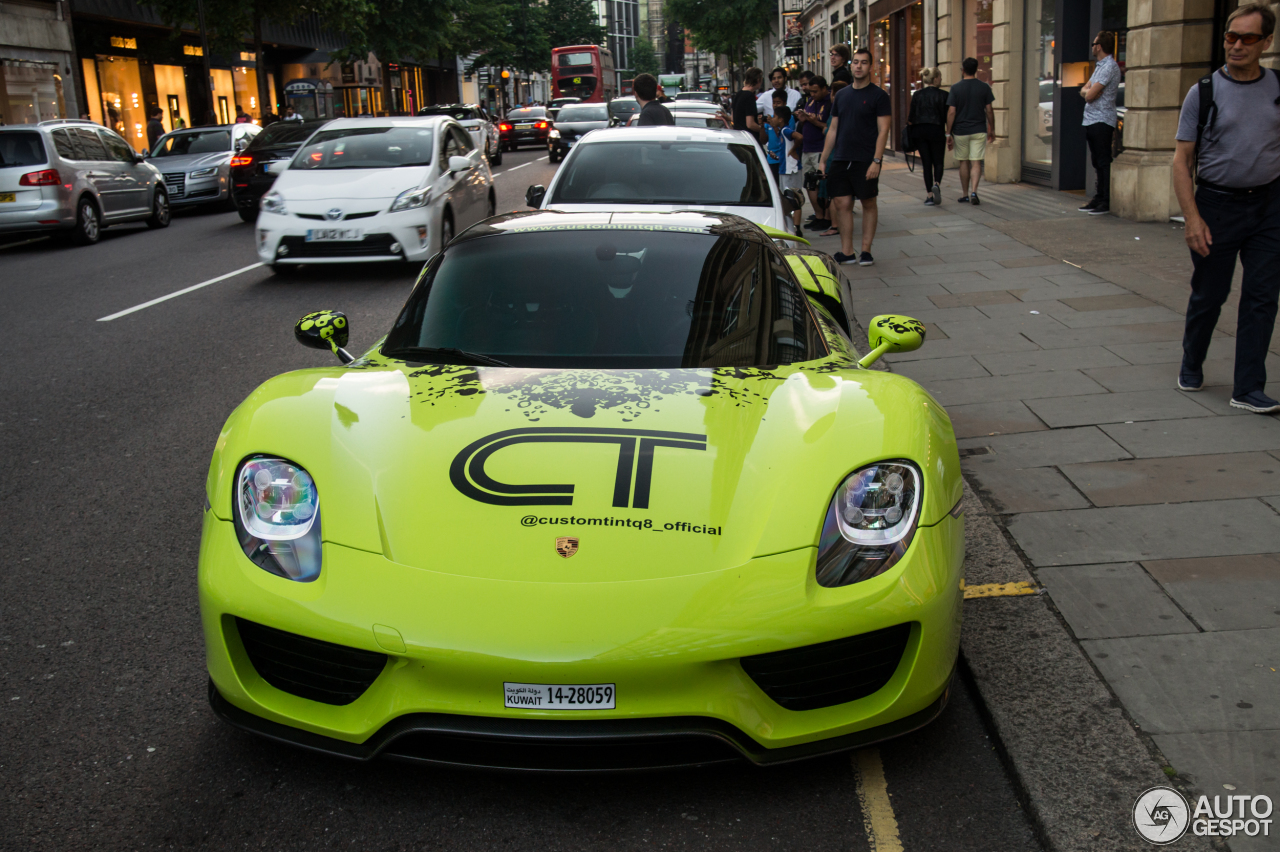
[808, 160, 1278, 852]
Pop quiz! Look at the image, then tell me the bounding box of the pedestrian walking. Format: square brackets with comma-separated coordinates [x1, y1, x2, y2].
[1172, 2, 1280, 413]
[634, 74, 675, 126]
[732, 67, 766, 141]
[829, 45, 854, 87]
[146, 108, 165, 151]
[819, 47, 891, 266]
[907, 67, 948, 206]
[796, 76, 832, 232]
[757, 67, 802, 118]
[945, 57, 995, 204]
[1078, 32, 1122, 214]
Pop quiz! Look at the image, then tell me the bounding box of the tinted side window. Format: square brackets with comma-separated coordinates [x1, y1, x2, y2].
[768, 260, 826, 364]
[442, 129, 462, 166]
[51, 129, 76, 159]
[99, 131, 135, 162]
[74, 128, 109, 161]
[450, 125, 474, 153]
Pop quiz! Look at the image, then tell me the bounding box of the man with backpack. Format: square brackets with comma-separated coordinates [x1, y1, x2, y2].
[1172, 2, 1280, 413]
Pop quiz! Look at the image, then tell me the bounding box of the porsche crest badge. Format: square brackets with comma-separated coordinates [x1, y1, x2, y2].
[555, 536, 579, 558]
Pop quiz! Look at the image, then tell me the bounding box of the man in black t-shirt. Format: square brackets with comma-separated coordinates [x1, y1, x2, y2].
[634, 74, 674, 126]
[819, 47, 891, 266]
[732, 67, 765, 142]
[146, 109, 165, 151]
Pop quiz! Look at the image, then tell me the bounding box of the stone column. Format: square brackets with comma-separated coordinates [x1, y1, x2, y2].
[1110, 0, 1217, 221]
[986, 0, 1024, 182]
[938, 0, 958, 80]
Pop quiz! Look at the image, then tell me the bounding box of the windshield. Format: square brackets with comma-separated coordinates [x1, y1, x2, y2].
[609, 100, 639, 117]
[293, 126, 435, 169]
[676, 92, 712, 101]
[150, 130, 232, 157]
[556, 106, 608, 122]
[558, 52, 596, 68]
[549, 141, 772, 207]
[551, 99, 580, 108]
[0, 131, 47, 167]
[383, 229, 824, 368]
[508, 108, 547, 120]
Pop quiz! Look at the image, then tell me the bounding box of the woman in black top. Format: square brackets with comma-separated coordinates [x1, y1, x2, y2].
[907, 67, 949, 205]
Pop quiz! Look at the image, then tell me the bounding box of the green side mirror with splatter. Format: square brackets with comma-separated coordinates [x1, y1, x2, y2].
[294, 310, 354, 364]
[859, 314, 926, 368]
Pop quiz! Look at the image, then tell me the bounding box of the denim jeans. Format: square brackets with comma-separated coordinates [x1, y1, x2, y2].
[1183, 182, 1280, 398]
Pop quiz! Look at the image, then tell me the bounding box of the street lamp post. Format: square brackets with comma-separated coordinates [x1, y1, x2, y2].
[196, 0, 215, 124]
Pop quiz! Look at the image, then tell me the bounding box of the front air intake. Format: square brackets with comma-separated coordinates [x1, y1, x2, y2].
[236, 618, 387, 705]
[740, 623, 912, 711]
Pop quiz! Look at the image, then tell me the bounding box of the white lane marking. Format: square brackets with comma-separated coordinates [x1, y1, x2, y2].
[97, 262, 264, 321]
[502, 162, 533, 172]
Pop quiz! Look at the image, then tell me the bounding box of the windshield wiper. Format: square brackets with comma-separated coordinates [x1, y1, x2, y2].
[383, 346, 511, 367]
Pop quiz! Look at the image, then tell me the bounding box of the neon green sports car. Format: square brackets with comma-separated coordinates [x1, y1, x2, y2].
[201, 210, 965, 770]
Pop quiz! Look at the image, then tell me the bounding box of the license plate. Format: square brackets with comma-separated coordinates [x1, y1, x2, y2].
[0, 193, 14, 202]
[504, 682, 615, 709]
[262, 163, 273, 173]
[567, 141, 576, 148]
[516, 123, 534, 129]
[306, 228, 362, 242]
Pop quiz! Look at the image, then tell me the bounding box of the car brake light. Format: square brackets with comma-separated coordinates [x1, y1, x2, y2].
[536, 121, 548, 129]
[499, 123, 511, 132]
[19, 169, 60, 186]
[230, 155, 254, 167]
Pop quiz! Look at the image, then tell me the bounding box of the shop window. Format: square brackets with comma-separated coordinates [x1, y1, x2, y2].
[906, 3, 924, 95]
[183, 45, 203, 56]
[1, 61, 66, 125]
[871, 19, 890, 93]
[233, 66, 263, 121]
[963, 0, 994, 84]
[1022, 0, 1054, 170]
[154, 65, 190, 132]
[94, 55, 147, 151]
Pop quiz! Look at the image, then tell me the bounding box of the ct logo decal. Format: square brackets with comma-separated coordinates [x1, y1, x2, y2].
[450, 427, 707, 508]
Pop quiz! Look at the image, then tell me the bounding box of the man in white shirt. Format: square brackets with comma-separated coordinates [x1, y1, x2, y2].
[756, 67, 802, 118]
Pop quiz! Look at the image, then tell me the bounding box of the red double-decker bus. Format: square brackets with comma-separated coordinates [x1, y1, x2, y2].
[551, 45, 616, 103]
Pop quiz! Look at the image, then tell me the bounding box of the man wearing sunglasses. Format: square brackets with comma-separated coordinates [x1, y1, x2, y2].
[1172, 2, 1280, 413]
[1078, 32, 1121, 215]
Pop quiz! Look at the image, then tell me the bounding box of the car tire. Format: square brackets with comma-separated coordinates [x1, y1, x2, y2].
[237, 206, 259, 223]
[69, 197, 101, 246]
[548, 148, 559, 164]
[486, 192, 496, 219]
[146, 189, 171, 229]
[440, 214, 454, 251]
[489, 144, 502, 167]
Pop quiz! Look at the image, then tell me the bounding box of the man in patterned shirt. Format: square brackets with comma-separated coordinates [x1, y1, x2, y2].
[1078, 31, 1122, 215]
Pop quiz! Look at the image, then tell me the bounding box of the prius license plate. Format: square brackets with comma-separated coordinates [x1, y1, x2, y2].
[504, 682, 615, 709]
[0, 193, 15, 203]
[306, 228, 361, 242]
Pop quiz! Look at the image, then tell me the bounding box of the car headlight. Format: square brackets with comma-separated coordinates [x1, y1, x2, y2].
[549, 129, 561, 139]
[189, 167, 218, 178]
[815, 461, 921, 588]
[260, 190, 286, 215]
[390, 186, 432, 212]
[233, 457, 321, 582]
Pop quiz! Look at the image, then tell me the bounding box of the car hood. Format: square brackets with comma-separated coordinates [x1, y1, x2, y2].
[208, 359, 960, 582]
[146, 151, 229, 170]
[272, 167, 430, 201]
[548, 203, 780, 229]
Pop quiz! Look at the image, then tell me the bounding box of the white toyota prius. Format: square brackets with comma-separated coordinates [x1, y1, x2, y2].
[255, 116, 494, 269]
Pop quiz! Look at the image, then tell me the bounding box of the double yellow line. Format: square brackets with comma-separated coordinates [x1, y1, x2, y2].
[854, 749, 904, 852]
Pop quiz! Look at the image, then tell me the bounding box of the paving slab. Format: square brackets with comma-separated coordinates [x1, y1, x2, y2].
[926, 369, 1108, 407]
[958, 425, 1132, 468]
[890, 355, 991, 383]
[913, 260, 1006, 275]
[976, 346, 1130, 376]
[1101, 416, 1280, 458]
[893, 305, 993, 325]
[965, 465, 1090, 512]
[974, 265, 1075, 283]
[1017, 281, 1132, 302]
[1023, 321, 1190, 350]
[1083, 361, 1239, 392]
[997, 255, 1068, 268]
[1142, 554, 1280, 631]
[1060, 453, 1280, 507]
[936, 314, 1070, 337]
[1044, 271, 1109, 286]
[1177, 382, 1280, 416]
[929, 290, 1023, 309]
[1151, 729, 1280, 852]
[1006, 499, 1280, 566]
[945, 400, 1049, 438]
[882, 332, 1043, 362]
[941, 274, 1056, 294]
[1060, 294, 1160, 312]
[973, 300, 1075, 320]
[1024, 388, 1218, 428]
[1264, 494, 1280, 512]
[1055, 305, 1187, 329]
[1037, 563, 1199, 639]
[1082, 628, 1280, 734]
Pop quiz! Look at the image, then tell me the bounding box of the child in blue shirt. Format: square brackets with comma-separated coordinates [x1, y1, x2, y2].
[766, 105, 795, 183]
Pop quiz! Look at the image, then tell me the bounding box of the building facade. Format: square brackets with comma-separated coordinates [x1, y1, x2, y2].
[1, 0, 79, 126]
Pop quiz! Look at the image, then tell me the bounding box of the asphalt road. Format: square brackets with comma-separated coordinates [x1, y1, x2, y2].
[0, 146, 1043, 851]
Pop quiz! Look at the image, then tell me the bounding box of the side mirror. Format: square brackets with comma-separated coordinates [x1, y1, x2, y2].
[294, 310, 354, 364]
[525, 184, 546, 208]
[448, 155, 473, 172]
[860, 314, 926, 368]
[781, 188, 804, 214]
[135, 151, 147, 163]
[235, 137, 249, 152]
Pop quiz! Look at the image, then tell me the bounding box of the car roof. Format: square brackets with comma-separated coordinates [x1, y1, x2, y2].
[320, 116, 450, 129]
[453, 209, 773, 248]
[578, 126, 751, 144]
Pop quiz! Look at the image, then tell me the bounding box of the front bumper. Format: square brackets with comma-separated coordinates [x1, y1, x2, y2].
[254, 209, 431, 264]
[200, 511, 964, 768]
[165, 174, 227, 206]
